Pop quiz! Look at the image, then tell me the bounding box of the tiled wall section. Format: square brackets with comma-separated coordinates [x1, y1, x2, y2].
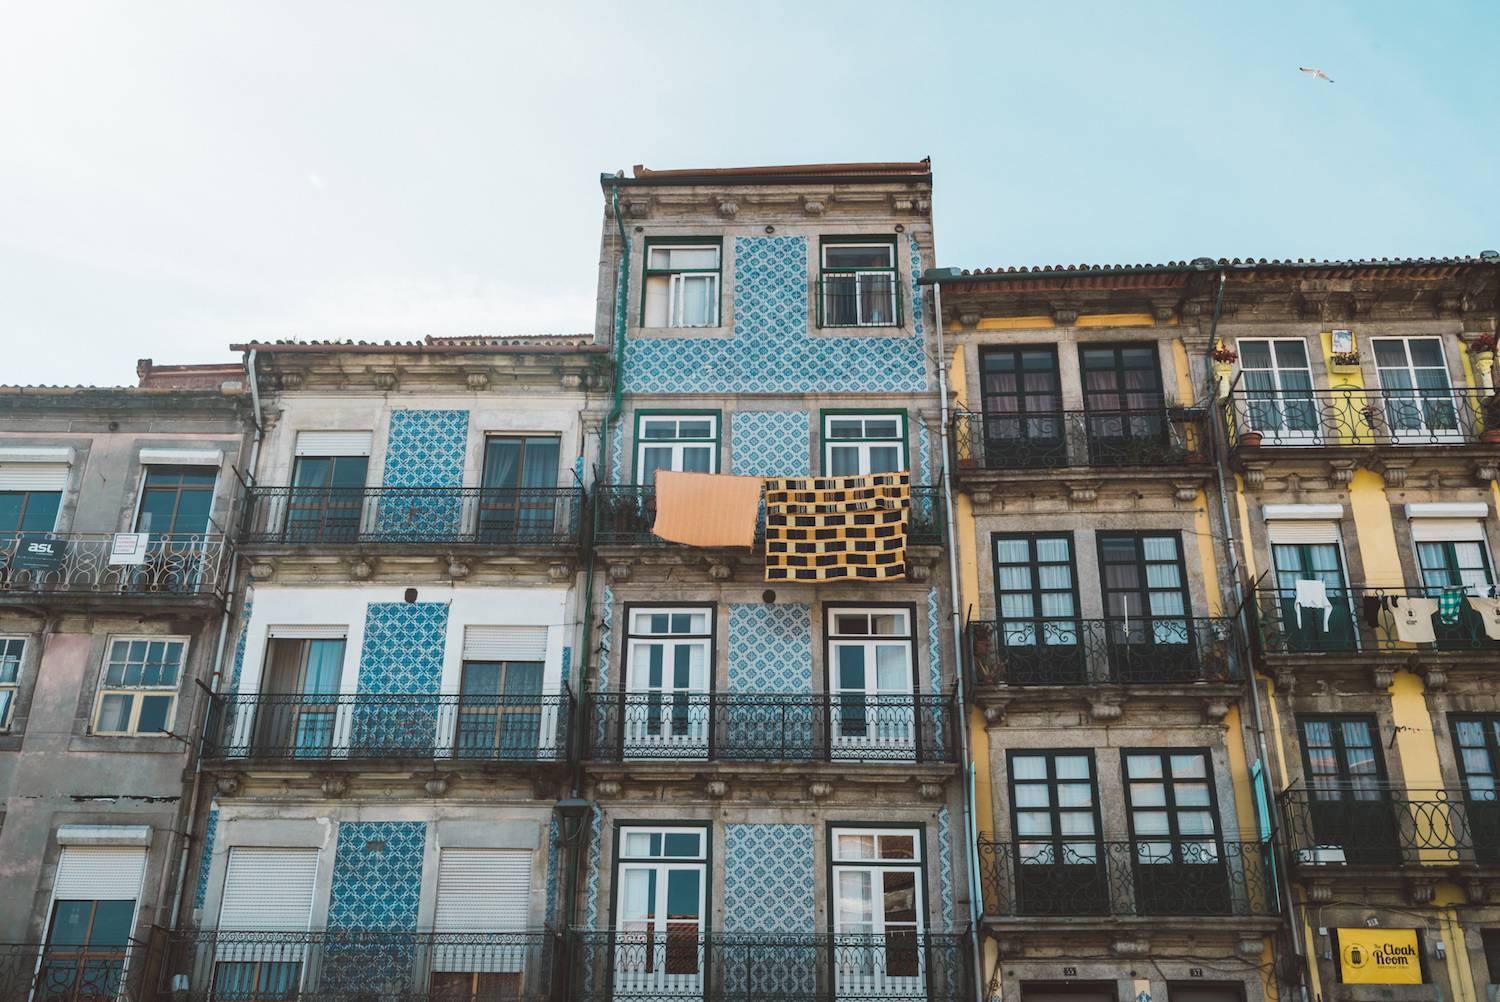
[723, 824, 814, 930]
[381, 409, 469, 487]
[938, 806, 955, 930]
[621, 236, 929, 394]
[357, 602, 448, 693]
[730, 411, 811, 477]
[227, 593, 252, 695]
[193, 806, 218, 910]
[727, 603, 812, 692]
[326, 821, 427, 931]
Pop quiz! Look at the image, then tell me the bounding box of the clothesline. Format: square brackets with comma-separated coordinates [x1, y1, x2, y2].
[1290, 577, 1500, 642]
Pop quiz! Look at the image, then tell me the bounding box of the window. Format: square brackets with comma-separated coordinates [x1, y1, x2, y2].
[979, 347, 1065, 468]
[1096, 533, 1194, 679]
[257, 637, 345, 755]
[1079, 345, 1167, 449]
[823, 412, 906, 476]
[1122, 750, 1233, 916]
[457, 661, 543, 757]
[1482, 929, 1500, 984]
[1238, 339, 1319, 442]
[0, 637, 22, 729]
[40, 900, 136, 1000]
[1008, 751, 1104, 915]
[0, 454, 67, 535]
[1450, 717, 1500, 865]
[135, 466, 215, 537]
[480, 436, 561, 541]
[431, 848, 534, 996]
[288, 453, 368, 543]
[1296, 715, 1399, 864]
[634, 413, 718, 486]
[614, 827, 707, 987]
[820, 240, 899, 328]
[831, 827, 924, 986]
[92, 638, 186, 735]
[642, 241, 721, 328]
[1372, 336, 1460, 440]
[0, 489, 62, 535]
[992, 534, 1082, 684]
[826, 608, 915, 758]
[215, 846, 320, 998]
[623, 608, 712, 757]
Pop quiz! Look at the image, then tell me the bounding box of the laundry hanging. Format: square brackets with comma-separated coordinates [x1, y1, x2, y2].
[1466, 596, 1500, 641]
[763, 472, 910, 582]
[1387, 597, 1439, 644]
[1294, 579, 1333, 631]
[650, 470, 763, 548]
[1438, 586, 1466, 626]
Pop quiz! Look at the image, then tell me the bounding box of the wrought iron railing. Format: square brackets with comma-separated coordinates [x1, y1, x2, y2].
[0, 532, 227, 599]
[564, 931, 969, 1002]
[203, 690, 573, 762]
[592, 485, 943, 547]
[238, 486, 583, 547]
[1224, 386, 1495, 448]
[582, 691, 958, 763]
[1251, 587, 1500, 655]
[817, 272, 905, 328]
[975, 837, 1279, 918]
[965, 617, 1239, 687]
[950, 407, 1208, 471]
[1281, 786, 1500, 866]
[0, 938, 163, 1001]
[158, 929, 560, 1001]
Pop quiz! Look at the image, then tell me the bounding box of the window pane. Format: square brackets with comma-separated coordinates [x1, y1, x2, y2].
[677, 421, 713, 438]
[869, 613, 904, 636]
[137, 696, 172, 733]
[828, 420, 866, 439]
[836, 833, 876, 860]
[874, 645, 907, 689]
[96, 695, 132, 732]
[666, 247, 718, 269]
[867, 446, 901, 473]
[1054, 756, 1090, 780]
[89, 901, 136, 947]
[878, 834, 916, 860]
[825, 245, 893, 269]
[1011, 756, 1047, 780]
[837, 871, 874, 927]
[622, 832, 655, 857]
[1126, 755, 1163, 779]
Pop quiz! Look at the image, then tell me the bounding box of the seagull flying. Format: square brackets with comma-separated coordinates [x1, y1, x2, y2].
[1299, 67, 1334, 83]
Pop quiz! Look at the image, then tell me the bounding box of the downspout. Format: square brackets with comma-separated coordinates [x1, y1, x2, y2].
[1198, 270, 1308, 994]
[167, 349, 265, 931]
[927, 273, 986, 1002]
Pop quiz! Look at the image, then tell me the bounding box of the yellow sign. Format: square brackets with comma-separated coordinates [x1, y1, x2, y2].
[1337, 928, 1422, 985]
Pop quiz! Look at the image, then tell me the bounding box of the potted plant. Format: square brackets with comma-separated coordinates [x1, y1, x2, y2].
[1238, 429, 1263, 447]
[1481, 394, 1500, 444]
[1212, 344, 1237, 400]
[1471, 333, 1497, 391]
[1329, 349, 1362, 374]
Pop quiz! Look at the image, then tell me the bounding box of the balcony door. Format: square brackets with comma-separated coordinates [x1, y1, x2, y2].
[456, 660, 543, 759]
[1451, 716, 1500, 864]
[827, 609, 915, 760]
[1373, 336, 1462, 442]
[1010, 751, 1106, 916]
[1238, 339, 1319, 443]
[1079, 345, 1166, 464]
[831, 828, 924, 998]
[1097, 533, 1196, 682]
[979, 347, 1065, 468]
[479, 436, 560, 543]
[258, 638, 344, 756]
[1270, 535, 1356, 652]
[288, 454, 368, 543]
[1298, 716, 1399, 865]
[991, 534, 1084, 684]
[1414, 530, 1496, 648]
[1123, 750, 1230, 916]
[623, 609, 710, 758]
[614, 828, 706, 999]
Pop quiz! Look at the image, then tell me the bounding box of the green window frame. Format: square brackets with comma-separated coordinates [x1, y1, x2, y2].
[632, 411, 721, 486]
[640, 237, 722, 329]
[821, 409, 908, 476]
[818, 237, 903, 329]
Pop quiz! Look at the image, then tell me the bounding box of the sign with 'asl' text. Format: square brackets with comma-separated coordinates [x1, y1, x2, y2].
[1337, 928, 1422, 985]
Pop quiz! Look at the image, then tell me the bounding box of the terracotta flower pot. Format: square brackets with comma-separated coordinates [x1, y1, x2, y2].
[1238, 431, 1263, 447]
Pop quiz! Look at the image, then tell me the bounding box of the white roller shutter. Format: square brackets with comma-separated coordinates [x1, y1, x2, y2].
[138, 448, 223, 467]
[266, 625, 348, 640]
[0, 463, 69, 491]
[1410, 519, 1487, 542]
[435, 849, 532, 931]
[52, 846, 146, 901]
[295, 432, 373, 457]
[218, 847, 319, 930]
[462, 626, 548, 662]
[1267, 520, 1341, 545]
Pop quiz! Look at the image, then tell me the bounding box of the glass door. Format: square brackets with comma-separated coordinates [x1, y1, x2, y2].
[1123, 751, 1231, 915]
[827, 609, 915, 759]
[979, 347, 1065, 468]
[614, 829, 706, 1000]
[623, 610, 710, 758]
[135, 465, 216, 592]
[1271, 542, 1356, 652]
[1238, 339, 1320, 443]
[38, 899, 135, 1002]
[479, 436, 561, 543]
[1373, 336, 1462, 442]
[1010, 752, 1107, 915]
[1298, 716, 1400, 865]
[1452, 717, 1500, 864]
[1416, 537, 1496, 648]
[1079, 345, 1167, 464]
[991, 535, 1084, 684]
[1097, 533, 1196, 681]
[455, 661, 543, 759]
[287, 455, 368, 543]
[831, 829, 924, 999]
[258, 638, 344, 757]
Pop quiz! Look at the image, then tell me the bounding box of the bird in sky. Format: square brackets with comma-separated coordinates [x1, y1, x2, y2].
[1299, 67, 1334, 83]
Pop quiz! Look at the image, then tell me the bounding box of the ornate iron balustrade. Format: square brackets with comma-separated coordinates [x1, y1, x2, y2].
[203, 690, 573, 762]
[564, 931, 969, 1002]
[1224, 386, 1494, 448]
[592, 484, 943, 547]
[238, 485, 583, 547]
[1251, 587, 1500, 655]
[817, 272, 905, 329]
[582, 691, 958, 764]
[950, 407, 1208, 471]
[159, 929, 560, 1001]
[1280, 786, 1500, 866]
[0, 532, 227, 600]
[0, 938, 162, 1001]
[965, 617, 1239, 687]
[975, 837, 1279, 918]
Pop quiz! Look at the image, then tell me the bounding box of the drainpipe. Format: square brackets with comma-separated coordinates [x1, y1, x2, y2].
[1196, 267, 1308, 993]
[166, 349, 265, 931]
[924, 270, 986, 1002]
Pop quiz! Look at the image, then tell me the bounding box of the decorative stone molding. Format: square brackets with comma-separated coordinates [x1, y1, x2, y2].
[708, 561, 733, 582]
[705, 780, 729, 798]
[1421, 667, 1448, 691]
[548, 562, 573, 583]
[320, 775, 349, 799]
[371, 370, 399, 391]
[607, 563, 632, 583]
[1087, 696, 1124, 721]
[959, 309, 982, 328]
[214, 773, 242, 797]
[446, 561, 470, 581]
[561, 372, 584, 390]
[1405, 877, 1437, 905]
[465, 371, 490, 391]
[1241, 464, 1268, 490]
[982, 704, 1006, 726]
[596, 780, 622, 797]
[1272, 668, 1297, 694]
[971, 489, 993, 506]
[1153, 304, 1177, 323]
[1202, 699, 1231, 722]
[625, 199, 650, 219]
[278, 371, 305, 390]
[1378, 460, 1409, 488]
[806, 782, 834, 800]
[1172, 481, 1200, 503]
[1474, 461, 1499, 483]
[1051, 307, 1079, 326]
[919, 782, 944, 800]
[906, 562, 931, 584]
[1110, 938, 1149, 958]
[716, 199, 739, 219]
[802, 198, 826, 215]
[349, 559, 374, 581]
[1236, 938, 1266, 959]
[1466, 878, 1490, 904]
[1067, 482, 1100, 504]
[424, 776, 450, 798]
[1305, 880, 1333, 903]
[1328, 461, 1357, 486]
[1371, 666, 1395, 690]
[249, 562, 275, 582]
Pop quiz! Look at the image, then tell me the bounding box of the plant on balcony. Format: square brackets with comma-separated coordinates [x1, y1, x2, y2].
[1468, 333, 1497, 356]
[1211, 345, 1238, 365]
[1359, 402, 1383, 428]
[1237, 429, 1263, 447]
[1481, 394, 1500, 443]
[1330, 349, 1361, 369]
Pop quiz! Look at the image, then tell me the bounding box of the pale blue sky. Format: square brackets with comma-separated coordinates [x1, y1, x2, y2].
[2, 1, 1496, 385]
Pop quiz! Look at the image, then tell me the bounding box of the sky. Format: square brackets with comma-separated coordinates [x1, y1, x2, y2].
[2, 1, 1497, 386]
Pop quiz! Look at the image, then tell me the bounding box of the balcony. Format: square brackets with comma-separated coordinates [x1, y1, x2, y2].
[582, 691, 958, 764]
[203, 690, 572, 764]
[1281, 786, 1500, 868]
[1251, 587, 1500, 656]
[0, 939, 160, 1002]
[976, 837, 1279, 920]
[1225, 386, 1494, 449]
[238, 485, 583, 548]
[965, 617, 1240, 687]
[592, 485, 943, 547]
[950, 407, 1209, 473]
[159, 929, 559, 1001]
[564, 931, 969, 1002]
[0, 532, 228, 604]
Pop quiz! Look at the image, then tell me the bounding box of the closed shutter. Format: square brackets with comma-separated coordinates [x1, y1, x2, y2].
[53, 847, 147, 900]
[434, 849, 532, 931]
[218, 848, 319, 930]
[462, 627, 548, 662]
[266, 625, 348, 640]
[1410, 519, 1486, 543]
[1267, 520, 1341, 545]
[295, 432, 373, 457]
[0, 463, 69, 491]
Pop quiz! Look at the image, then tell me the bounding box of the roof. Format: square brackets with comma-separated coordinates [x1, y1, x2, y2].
[136, 358, 245, 389]
[231, 334, 607, 355]
[928, 254, 1500, 289]
[604, 159, 932, 187]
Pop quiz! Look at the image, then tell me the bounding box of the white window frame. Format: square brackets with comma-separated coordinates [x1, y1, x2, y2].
[90, 636, 188, 736]
[634, 414, 718, 485]
[822, 413, 907, 476]
[0, 636, 22, 730]
[820, 242, 899, 328]
[1370, 335, 1464, 443]
[643, 243, 721, 329]
[624, 608, 712, 758]
[613, 826, 708, 995]
[826, 608, 915, 759]
[830, 826, 925, 997]
[1236, 337, 1322, 444]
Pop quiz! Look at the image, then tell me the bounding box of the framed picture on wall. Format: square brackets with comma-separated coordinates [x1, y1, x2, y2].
[1330, 329, 1354, 354]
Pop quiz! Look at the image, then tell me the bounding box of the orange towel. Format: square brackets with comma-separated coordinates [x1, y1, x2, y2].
[651, 470, 762, 548]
